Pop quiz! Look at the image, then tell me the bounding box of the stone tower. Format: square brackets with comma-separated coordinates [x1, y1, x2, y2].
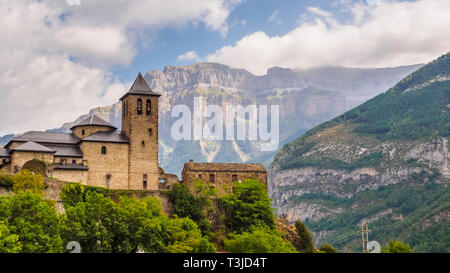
[120, 73, 161, 190]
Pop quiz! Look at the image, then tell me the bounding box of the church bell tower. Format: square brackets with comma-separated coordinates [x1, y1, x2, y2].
[120, 73, 160, 190]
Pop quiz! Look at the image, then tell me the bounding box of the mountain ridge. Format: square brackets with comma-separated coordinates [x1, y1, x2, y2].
[269, 53, 450, 252]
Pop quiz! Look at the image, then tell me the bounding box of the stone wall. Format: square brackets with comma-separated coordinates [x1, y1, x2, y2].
[80, 141, 129, 189]
[182, 170, 267, 195]
[72, 126, 114, 139]
[11, 151, 54, 173]
[51, 169, 88, 184]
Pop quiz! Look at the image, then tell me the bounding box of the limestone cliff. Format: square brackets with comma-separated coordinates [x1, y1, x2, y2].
[269, 53, 450, 252]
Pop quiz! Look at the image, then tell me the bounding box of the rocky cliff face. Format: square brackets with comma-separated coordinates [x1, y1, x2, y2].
[269, 53, 450, 252]
[48, 62, 420, 176]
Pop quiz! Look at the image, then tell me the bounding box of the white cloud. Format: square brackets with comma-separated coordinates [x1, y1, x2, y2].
[177, 51, 201, 62]
[207, 0, 450, 75]
[0, 0, 239, 135]
[268, 10, 279, 22]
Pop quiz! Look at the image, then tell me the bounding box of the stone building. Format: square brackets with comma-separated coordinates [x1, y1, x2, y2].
[181, 160, 267, 194]
[0, 72, 268, 192]
[0, 73, 165, 190]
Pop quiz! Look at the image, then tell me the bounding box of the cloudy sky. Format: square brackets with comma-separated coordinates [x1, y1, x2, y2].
[0, 0, 449, 136]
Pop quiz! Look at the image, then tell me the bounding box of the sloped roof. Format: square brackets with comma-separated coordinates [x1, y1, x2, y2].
[183, 162, 267, 173]
[0, 148, 11, 157]
[83, 130, 129, 143]
[45, 145, 83, 157]
[120, 73, 161, 100]
[54, 163, 88, 170]
[12, 141, 56, 153]
[9, 131, 80, 146]
[70, 115, 116, 130]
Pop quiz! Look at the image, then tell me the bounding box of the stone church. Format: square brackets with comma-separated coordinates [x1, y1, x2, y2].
[0, 73, 267, 191]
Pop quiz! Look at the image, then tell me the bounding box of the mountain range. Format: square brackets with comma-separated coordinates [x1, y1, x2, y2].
[0, 63, 421, 176]
[269, 53, 450, 252]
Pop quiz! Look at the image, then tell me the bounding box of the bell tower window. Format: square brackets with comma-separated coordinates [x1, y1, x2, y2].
[137, 98, 142, 115]
[146, 99, 151, 115]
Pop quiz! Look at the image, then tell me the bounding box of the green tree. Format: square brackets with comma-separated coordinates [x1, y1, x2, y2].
[381, 240, 412, 253]
[12, 170, 45, 194]
[222, 179, 275, 233]
[0, 221, 22, 253]
[168, 183, 211, 234]
[6, 191, 63, 253]
[61, 190, 215, 253]
[319, 244, 337, 253]
[294, 221, 315, 253]
[224, 228, 297, 253]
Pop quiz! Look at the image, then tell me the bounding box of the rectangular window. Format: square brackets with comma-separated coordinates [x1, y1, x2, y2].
[232, 174, 238, 181]
[209, 174, 215, 183]
[143, 174, 148, 190]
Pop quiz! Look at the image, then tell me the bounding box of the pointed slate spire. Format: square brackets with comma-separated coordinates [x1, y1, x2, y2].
[120, 73, 160, 100]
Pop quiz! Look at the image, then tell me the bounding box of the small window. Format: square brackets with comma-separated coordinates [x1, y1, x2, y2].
[142, 140, 145, 146]
[146, 99, 151, 115]
[137, 98, 142, 115]
[232, 174, 238, 181]
[198, 174, 203, 180]
[148, 128, 153, 135]
[101, 146, 107, 155]
[143, 174, 148, 189]
[60, 159, 66, 165]
[72, 160, 76, 164]
[2, 159, 6, 164]
[209, 174, 215, 183]
[82, 129, 85, 136]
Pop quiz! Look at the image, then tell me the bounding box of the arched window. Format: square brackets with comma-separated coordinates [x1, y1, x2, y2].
[146, 99, 151, 115]
[72, 160, 77, 164]
[81, 129, 85, 136]
[101, 146, 107, 155]
[137, 98, 142, 115]
[209, 174, 215, 183]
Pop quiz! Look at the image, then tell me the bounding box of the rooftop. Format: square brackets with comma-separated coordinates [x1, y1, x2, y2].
[54, 163, 89, 170]
[70, 115, 117, 130]
[120, 73, 161, 100]
[183, 161, 267, 173]
[83, 130, 130, 143]
[12, 141, 56, 153]
[8, 131, 80, 146]
[0, 148, 11, 157]
[45, 145, 83, 158]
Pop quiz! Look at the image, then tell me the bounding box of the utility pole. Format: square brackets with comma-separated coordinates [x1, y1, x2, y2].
[360, 223, 370, 253]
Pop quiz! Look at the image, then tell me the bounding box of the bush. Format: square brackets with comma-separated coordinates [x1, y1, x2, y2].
[12, 170, 45, 194]
[224, 227, 297, 253]
[319, 244, 337, 253]
[381, 240, 412, 253]
[294, 221, 315, 253]
[222, 179, 275, 233]
[0, 174, 14, 189]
